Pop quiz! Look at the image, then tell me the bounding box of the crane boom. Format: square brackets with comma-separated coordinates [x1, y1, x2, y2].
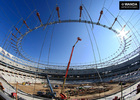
[60, 37, 81, 99]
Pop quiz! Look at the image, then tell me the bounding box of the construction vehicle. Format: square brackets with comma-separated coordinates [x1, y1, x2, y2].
[60, 37, 82, 99]
[46, 74, 56, 98]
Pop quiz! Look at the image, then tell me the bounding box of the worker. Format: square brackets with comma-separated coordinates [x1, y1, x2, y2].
[137, 83, 140, 94]
[0, 82, 4, 92]
[113, 96, 118, 100]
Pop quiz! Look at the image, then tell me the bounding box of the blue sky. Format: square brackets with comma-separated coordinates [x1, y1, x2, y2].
[0, 0, 140, 67]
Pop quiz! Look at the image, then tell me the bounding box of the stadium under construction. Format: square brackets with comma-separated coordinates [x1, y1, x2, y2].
[0, 0, 140, 100]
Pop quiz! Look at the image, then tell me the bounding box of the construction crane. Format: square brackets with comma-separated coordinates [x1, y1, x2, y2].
[60, 37, 82, 99]
[46, 74, 56, 98]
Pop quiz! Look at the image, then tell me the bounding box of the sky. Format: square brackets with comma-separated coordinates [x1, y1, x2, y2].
[0, 0, 140, 68]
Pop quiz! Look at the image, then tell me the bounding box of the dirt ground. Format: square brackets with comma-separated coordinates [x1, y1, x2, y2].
[10, 82, 132, 99]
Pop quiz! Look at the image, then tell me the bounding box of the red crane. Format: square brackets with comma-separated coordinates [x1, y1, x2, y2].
[60, 37, 82, 99]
